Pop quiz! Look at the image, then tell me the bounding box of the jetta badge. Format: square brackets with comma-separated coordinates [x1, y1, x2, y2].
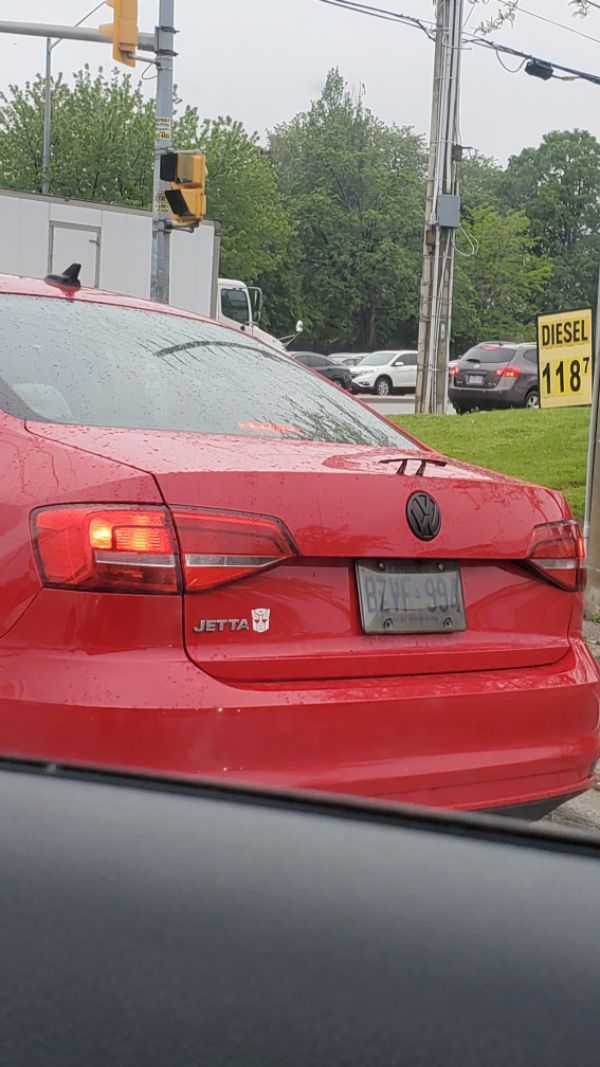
[193, 609, 271, 635]
[406, 492, 441, 542]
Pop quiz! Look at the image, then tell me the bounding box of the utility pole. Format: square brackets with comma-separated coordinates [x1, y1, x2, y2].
[583, 270, 600, 615]
[150, 0, 176, 304]
[42, 38, 52, 196]
[41, 4, 106, 198]
[415, 0, 464, 415]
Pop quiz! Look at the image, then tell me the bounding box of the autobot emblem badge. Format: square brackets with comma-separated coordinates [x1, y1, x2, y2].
[252, 608, 271, 634]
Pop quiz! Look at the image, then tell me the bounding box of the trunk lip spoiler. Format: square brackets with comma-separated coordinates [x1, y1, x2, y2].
[378, 456, 449, 477]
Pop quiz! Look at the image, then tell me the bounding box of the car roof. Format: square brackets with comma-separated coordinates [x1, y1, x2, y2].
[0, 272, 299, 358]
[0, 272, 226, 330]
[370, 349, 417, 358]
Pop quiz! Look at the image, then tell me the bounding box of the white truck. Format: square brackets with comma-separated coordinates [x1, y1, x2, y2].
[0, 188, 290, 350]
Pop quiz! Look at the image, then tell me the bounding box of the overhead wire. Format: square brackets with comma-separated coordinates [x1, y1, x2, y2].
[316, 0, 600, 86]
[318, 0, 435, 37]
[495, 51, 526, 73]
[517, 5, 600, 46]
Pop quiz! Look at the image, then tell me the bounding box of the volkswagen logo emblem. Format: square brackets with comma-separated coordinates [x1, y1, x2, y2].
[406, 492, 441, 542]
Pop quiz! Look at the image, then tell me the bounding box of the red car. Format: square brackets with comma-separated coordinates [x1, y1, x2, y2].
[0, 271, 598, 818]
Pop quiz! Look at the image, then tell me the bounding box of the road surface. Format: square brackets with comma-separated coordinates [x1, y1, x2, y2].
[362, 396, 416, 417]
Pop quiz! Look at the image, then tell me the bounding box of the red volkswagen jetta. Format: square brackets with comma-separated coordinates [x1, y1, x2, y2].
[0, 272, 598, 818]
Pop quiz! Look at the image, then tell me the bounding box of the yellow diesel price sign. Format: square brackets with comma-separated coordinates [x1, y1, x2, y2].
[537, 308, 593, 409]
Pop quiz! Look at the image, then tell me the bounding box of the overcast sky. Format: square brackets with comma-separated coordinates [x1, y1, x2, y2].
[1, 1, 599, 163]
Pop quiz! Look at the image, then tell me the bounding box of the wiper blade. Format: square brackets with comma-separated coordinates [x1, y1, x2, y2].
[154, 340, 266, 359]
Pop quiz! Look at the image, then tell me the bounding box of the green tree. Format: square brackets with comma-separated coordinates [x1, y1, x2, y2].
[180, 114, 293, 284]
[453, 207, 552, 351]
[0, 67, 292, 289]
[502, 129, 600, 309]
[0, 67, 155, 205]
[268, 69, 427, 351]
[459, 153, 503, 217]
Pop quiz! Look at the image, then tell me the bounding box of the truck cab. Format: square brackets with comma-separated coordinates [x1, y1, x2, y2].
[217, 278, 286, 351]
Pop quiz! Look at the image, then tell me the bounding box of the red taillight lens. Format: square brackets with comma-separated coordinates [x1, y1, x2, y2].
[449, 366, 458, 377]
[528, 520, 585, 592]
[32, 506, 180, 593]
[32, 505, 297, 594]
[171, 508, 298, 592]
[494, 366, 521, 378]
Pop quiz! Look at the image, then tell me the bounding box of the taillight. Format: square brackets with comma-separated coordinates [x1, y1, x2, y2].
[449, 366, 458, 377]
[32, 505, 297, 594]
[171, 508, 297, 592]
[528, 520, 585, 592]
[495, 366, 521, 378]
[32, 506, 180, 593]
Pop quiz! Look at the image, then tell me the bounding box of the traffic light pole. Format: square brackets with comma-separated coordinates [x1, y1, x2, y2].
[150, 0, 175, 305]
[0, 21, 154, 49]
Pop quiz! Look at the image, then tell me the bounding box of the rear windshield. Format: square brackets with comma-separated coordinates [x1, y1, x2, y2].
[461, 344, 517, 364]
[0, 295, 416, 449]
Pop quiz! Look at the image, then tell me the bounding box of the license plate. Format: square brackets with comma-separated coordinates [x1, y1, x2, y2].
[356, 561, 466, 635]
[467, 374, 484, 385]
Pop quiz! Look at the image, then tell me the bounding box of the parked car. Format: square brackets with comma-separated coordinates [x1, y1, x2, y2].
[449, 341, 539, 413]
[290, 351, 353, 391]
[3, 761, 600, 1066]
[351, 350, 418, 395]
[0, 270, 598, 817]
[328, 352, 367, 367]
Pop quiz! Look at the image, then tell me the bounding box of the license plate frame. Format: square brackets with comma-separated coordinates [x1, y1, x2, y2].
[356, 560, 466, 635]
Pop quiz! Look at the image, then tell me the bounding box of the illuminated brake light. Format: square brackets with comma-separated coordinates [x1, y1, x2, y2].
[528, 520, 585, 592]
[171, 508, 298, 592]
[33, 506, 179, 593]
[495, 366, 521, 378]
[32, 505, 298, 595]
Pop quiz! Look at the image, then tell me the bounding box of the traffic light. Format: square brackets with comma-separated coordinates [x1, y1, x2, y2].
[99, 0, 138, 68]
[160, 152, 208, 227]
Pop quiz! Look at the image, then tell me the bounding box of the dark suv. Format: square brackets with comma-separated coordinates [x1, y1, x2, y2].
[291, 352, 353, 391]
[449, 342, 539, 413]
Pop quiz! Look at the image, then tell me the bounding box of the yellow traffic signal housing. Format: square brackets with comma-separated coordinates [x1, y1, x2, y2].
[100, 0, 139, 68]
[160, 152, 208, 227]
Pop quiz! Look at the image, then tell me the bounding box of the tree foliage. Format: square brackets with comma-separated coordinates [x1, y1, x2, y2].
[0, 62, 598, 353]
[0, 67, 155, 205]
[453, 207, 551, 350]
[0, 67, 290, 285]
[502, 130, 600, 309]
[269, 70, 427, 350]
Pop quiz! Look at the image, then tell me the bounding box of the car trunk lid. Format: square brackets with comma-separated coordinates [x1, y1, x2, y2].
[27, 424, 575, 683]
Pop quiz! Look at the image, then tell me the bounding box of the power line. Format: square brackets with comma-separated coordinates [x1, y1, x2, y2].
[518, 5, 600, 46]
[317, 0, 600, 86]
[318, 0, 435, 37]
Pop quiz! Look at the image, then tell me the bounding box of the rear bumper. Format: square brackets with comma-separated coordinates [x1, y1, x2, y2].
[449, 386, 516, 410]
[484, 794, 582, 821]
[0, 639, 598, 814]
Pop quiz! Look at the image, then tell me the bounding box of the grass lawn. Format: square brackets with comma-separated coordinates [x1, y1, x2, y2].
[391, 408, 590, 519]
